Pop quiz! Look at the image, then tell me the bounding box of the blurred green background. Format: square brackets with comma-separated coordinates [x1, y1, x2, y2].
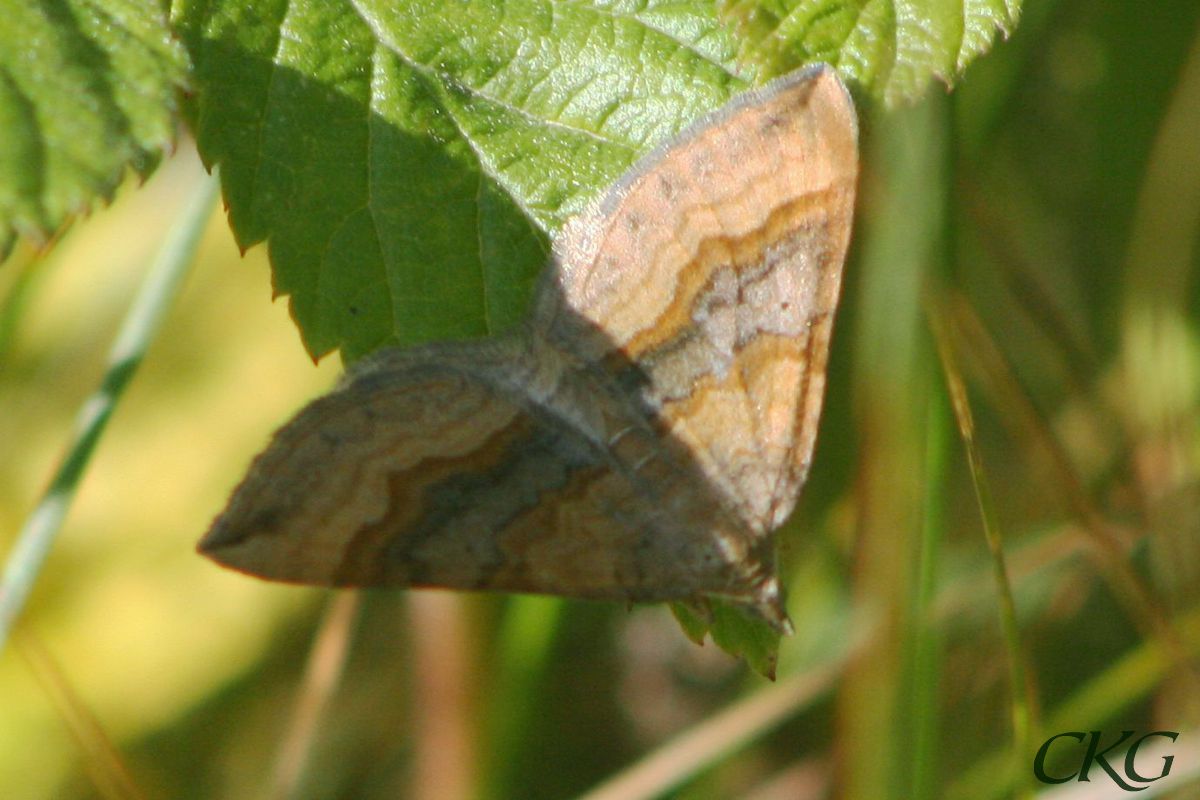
[3, 1, 1200, 798]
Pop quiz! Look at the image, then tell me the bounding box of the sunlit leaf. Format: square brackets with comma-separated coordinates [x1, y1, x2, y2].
[174, 0, 748, 359]
[0, 0, 187, 260]
[720, 0, 1021, 105]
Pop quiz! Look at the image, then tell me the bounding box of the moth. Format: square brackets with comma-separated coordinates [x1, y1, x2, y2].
[200, 64, 858, 632]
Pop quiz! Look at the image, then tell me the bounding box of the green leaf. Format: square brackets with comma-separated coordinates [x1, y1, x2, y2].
[672, 599, 781, 679]
[670, 599, 714, 645]
[708, 602, 780, 678]
[720, 0, 1022, 106]
[0, 0, 187, 260]
[174, 0, 749, 359]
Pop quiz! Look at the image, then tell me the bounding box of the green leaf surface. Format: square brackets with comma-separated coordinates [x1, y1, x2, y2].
[0, 0, 187, 260]
[672, 599, 781, 679]
[173, 0, 1022, 355]
[174, 0, 749, 359]
[720, 0, 1021, 106]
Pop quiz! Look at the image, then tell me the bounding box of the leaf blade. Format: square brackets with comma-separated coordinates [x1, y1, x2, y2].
[720, 0, 1022, 105]
[177, 0, 748, 357]
[0, 0, 187, 258]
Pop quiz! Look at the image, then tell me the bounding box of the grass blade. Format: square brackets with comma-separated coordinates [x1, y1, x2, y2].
[0, 173, 219, 652]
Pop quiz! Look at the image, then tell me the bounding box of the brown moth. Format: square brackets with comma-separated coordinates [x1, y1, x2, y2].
[200, 64, 858, 632]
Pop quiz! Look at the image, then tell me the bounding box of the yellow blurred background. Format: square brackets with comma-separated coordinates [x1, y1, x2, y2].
[0, 145, 341, 799]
